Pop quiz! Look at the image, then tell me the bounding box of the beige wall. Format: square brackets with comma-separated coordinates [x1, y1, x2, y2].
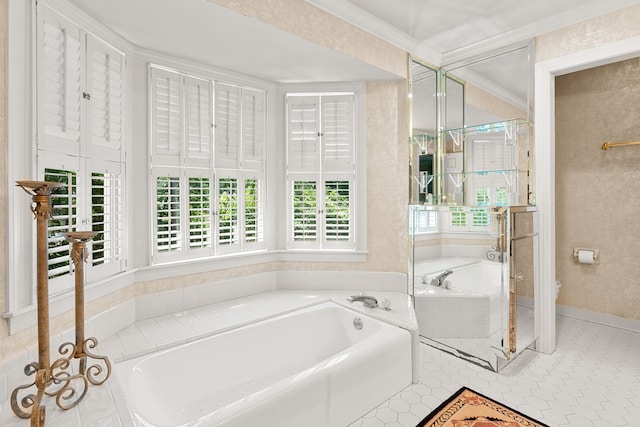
[0, 1, 410, 360]
[0, 0, 7, 346]
[207, 0, 408, 79]
[555, 58, 640, 320]
[536, 3, 640, 63]
[536, 4, 640, 320]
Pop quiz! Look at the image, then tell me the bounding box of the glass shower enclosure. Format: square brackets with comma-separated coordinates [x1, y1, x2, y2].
[409, 204, 537, 371]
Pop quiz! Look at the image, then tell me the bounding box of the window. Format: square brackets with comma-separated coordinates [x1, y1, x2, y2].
[286, 93, 356, 250]
[447, 206, 491, 232]
[149, 66, 266, 263]
[35, 4, 126, 294]
[467, 131, 517, 206]
[411, 208, 438, 234]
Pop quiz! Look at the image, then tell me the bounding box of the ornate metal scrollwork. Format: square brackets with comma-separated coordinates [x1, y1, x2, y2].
[11, 182, 111, 426]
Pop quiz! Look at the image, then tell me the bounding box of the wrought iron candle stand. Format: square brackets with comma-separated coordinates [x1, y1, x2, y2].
[58, 231, 111, 390]
[11, 181, 111, 426]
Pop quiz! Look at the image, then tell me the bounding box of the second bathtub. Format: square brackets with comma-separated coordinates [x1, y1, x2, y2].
[414, 258, 505, 339]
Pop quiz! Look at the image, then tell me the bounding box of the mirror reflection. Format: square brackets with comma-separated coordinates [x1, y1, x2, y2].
[409, 59, 437, 204]
[408, 41, 536, 372]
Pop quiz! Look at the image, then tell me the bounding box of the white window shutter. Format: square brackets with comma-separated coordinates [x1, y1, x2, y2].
[289, 179, 319, 248]
[154, 170, 183, 261]
[37, 5, 84, 154]
[40, 152, 81, 296]
[321, 95, 354, 173]
[471, 137, 516, 172]
[86, 36, 124, 161]
[241, 88, 265, 171]
[186, 170, 213, 253]
[215, 83, 240, 169]
[87, 159, 125, 281]
[242, 173, 265, 249]
[216, 174, 240, 253]
[150, 67, 182, 166]
[323, 179, 352, 246]
[184, 76, 213, 167]
[287, 96, 320, 173]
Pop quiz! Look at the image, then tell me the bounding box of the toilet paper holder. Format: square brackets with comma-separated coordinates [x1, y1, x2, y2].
[573, 248, 599, 264]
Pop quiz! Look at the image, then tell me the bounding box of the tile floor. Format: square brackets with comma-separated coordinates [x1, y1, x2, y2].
[351, 315, 640, 427]
[2, 308, 638, 426]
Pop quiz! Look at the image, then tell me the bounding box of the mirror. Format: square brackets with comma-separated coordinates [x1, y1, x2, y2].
[408, 41, 537, 372]
[443, 40, 534, 126]
[409, 58, 438, 204]
[409, 41, 535, 207]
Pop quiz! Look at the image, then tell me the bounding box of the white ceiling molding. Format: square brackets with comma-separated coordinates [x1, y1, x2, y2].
[304, 0, 442, 65]
[440, 0, 637, 64]
[307, 0, 640, 67]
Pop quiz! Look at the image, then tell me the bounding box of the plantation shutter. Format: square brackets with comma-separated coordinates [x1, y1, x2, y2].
[86, 36, 124, 160]
[150, 67, 182, 166]
[216, 174, 240, 253]
[154, 171, 182, 261]
[287, 96, 320, 173]
[243, 175, 264, 247]
[241, 88, 265, 171]
[291, 180, 318, 245]
[323, 180, 352, 245]
[43, 162, 79, 296]
[471, 137, 515, 172]
[469, 136, 516, 205]
[184, 76, 213, 167]
[88, 159, 125, 280]
[215, 83, 240, 169]
[321, 95, 354, 173]
[186, 171, 213, 253]
[37, 6, 84, 154]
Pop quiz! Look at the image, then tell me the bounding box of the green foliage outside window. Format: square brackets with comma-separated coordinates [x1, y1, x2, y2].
[292, 181, 317, 241]
[218, 178, 238, 244]
[45, 168, 76, 279]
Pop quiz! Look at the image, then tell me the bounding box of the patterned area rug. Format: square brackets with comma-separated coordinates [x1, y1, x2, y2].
[417, 387, 549, 427]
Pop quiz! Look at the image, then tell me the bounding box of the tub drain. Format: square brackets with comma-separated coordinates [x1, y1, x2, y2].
[353, 317, 363, 330]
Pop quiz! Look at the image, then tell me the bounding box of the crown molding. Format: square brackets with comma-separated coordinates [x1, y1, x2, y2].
[308, 0, 640, 68]
[441, 0, 639, 64]
[304, 0, 442, 65]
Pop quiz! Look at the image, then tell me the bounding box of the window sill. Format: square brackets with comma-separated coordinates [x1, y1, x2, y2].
[273, 249, 368, 263]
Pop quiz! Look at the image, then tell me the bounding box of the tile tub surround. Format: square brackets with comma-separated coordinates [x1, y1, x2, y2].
[414, 258, 502, 339]
[0, 290, 417, 426]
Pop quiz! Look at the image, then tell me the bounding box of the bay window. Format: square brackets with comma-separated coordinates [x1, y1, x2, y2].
[149, 66, 266, 263]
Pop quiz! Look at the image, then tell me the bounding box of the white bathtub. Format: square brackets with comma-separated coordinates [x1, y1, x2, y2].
[115, 301, 412, 427]
[414, 259, 504, 338]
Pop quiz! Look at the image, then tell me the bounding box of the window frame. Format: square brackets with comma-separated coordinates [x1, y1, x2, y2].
[148, 64, 268, 264]
[4, 0, 133, 333]
[282, 86, 365, 254]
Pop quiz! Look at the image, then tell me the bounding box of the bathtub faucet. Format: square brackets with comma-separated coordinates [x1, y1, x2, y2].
[347, 295, 379, 309]
[430, 270, 453, 287]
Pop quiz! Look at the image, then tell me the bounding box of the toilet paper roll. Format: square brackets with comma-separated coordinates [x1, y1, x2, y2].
[577, 250, 594, 264]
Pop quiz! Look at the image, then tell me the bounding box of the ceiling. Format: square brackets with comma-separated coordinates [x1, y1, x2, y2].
[306, 0, 640, 65]
[65, 0, 401, 83]
[66, 0, 640, 107]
